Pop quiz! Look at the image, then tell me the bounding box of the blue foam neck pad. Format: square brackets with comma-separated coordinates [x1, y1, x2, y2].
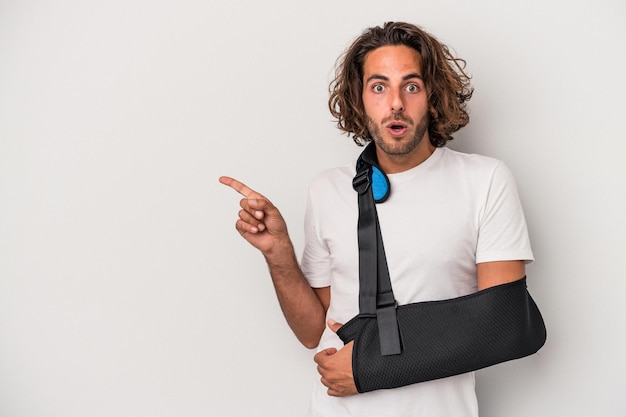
[357, 142, 391, 203]
[371, 166, 389, 202]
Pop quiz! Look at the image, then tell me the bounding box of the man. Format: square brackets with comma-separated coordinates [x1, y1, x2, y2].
[220, 22, 540, 416]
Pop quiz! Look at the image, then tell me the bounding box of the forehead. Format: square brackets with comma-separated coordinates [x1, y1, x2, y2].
[362, 45, 423, 78]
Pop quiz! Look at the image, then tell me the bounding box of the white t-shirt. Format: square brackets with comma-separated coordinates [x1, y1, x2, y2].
[301, 147, 533, 417]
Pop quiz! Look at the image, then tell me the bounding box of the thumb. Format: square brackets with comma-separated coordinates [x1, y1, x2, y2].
[314, 347, 338, 364]
[327, 319, 344, 334]
[322, 347, 338, 355]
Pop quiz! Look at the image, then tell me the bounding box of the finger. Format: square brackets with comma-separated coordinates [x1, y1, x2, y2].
[238, 208, 265, 228]
[237, 209, 266, 233]
[320, 376, 328, 387]
[235, 218, 266, 236]
[327, 387, 343, 397]
[219, 176, 265, 199]
[313, 348, 337, 365]
[327, 319, 344, 333]
[322, 347, 338, 355]
[239, 198, 271, 221]
[321, 379, 351, 397]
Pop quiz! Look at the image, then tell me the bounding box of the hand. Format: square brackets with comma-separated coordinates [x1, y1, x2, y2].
[314, 320, 358, 397]
[219, 176, 290, 255]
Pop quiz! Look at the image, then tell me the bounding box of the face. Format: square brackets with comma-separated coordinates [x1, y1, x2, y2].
[361, 45, 433, 172]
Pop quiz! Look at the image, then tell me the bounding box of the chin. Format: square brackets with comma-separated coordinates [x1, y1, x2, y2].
[377, 138, 421, 156]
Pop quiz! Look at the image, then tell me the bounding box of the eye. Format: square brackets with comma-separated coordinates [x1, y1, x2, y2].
[406, 83, 420, 93]
[372, 84, 385, 93]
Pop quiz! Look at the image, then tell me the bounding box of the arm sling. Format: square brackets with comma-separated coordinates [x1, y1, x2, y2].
[336, 143, 547, 393]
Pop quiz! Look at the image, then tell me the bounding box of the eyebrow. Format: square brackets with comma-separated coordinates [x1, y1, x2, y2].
[365, 73, 424, 84]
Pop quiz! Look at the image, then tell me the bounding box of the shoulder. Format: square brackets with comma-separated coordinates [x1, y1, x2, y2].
[437, 147, 515, 182]
[304, 161, 360, 220]
[438, 147, 504, 170]
[307, 161, 356, 196]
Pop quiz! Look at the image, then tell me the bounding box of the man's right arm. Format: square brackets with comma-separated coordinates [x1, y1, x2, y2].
[219, 176, 328, 348]
[263, 238, 329, 348]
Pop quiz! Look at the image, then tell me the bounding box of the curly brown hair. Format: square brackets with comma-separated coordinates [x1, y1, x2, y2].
[328, 22, 473, 147]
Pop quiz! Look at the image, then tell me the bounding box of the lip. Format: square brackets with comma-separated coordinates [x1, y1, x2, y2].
[386, 121, 408, 137]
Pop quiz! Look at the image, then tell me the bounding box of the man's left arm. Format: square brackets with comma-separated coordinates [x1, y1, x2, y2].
[316, 259, 544, 396]
[477, 260, 526, 290]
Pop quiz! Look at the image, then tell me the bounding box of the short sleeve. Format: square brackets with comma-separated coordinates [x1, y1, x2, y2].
[475, 161, 534, 264]
[300, 184, 332, 288]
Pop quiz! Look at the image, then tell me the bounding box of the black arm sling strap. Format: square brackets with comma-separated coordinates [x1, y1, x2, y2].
[352, 144, 401, 356]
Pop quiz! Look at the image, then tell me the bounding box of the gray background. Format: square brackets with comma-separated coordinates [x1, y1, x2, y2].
[1, 0, 625, 416]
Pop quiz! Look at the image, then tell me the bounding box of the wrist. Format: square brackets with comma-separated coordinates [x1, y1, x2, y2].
[263, 239, 297, 269]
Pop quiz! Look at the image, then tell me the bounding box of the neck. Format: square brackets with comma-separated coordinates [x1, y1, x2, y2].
[375, 142, 436, 174]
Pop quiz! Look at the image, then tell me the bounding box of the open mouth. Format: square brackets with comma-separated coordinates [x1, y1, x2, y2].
[386, 122, 408, 136]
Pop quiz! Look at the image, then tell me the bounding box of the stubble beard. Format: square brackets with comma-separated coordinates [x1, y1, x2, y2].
[367, 114, 430, 156]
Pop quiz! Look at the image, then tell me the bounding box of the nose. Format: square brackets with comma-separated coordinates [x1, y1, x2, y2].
[390, 89, 404, 113]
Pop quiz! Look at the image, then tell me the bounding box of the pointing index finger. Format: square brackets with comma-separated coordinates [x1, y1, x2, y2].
[219, 176, 264, 199]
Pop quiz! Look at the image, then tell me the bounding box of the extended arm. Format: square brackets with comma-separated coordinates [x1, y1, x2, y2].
[220, 176, 328, 348]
